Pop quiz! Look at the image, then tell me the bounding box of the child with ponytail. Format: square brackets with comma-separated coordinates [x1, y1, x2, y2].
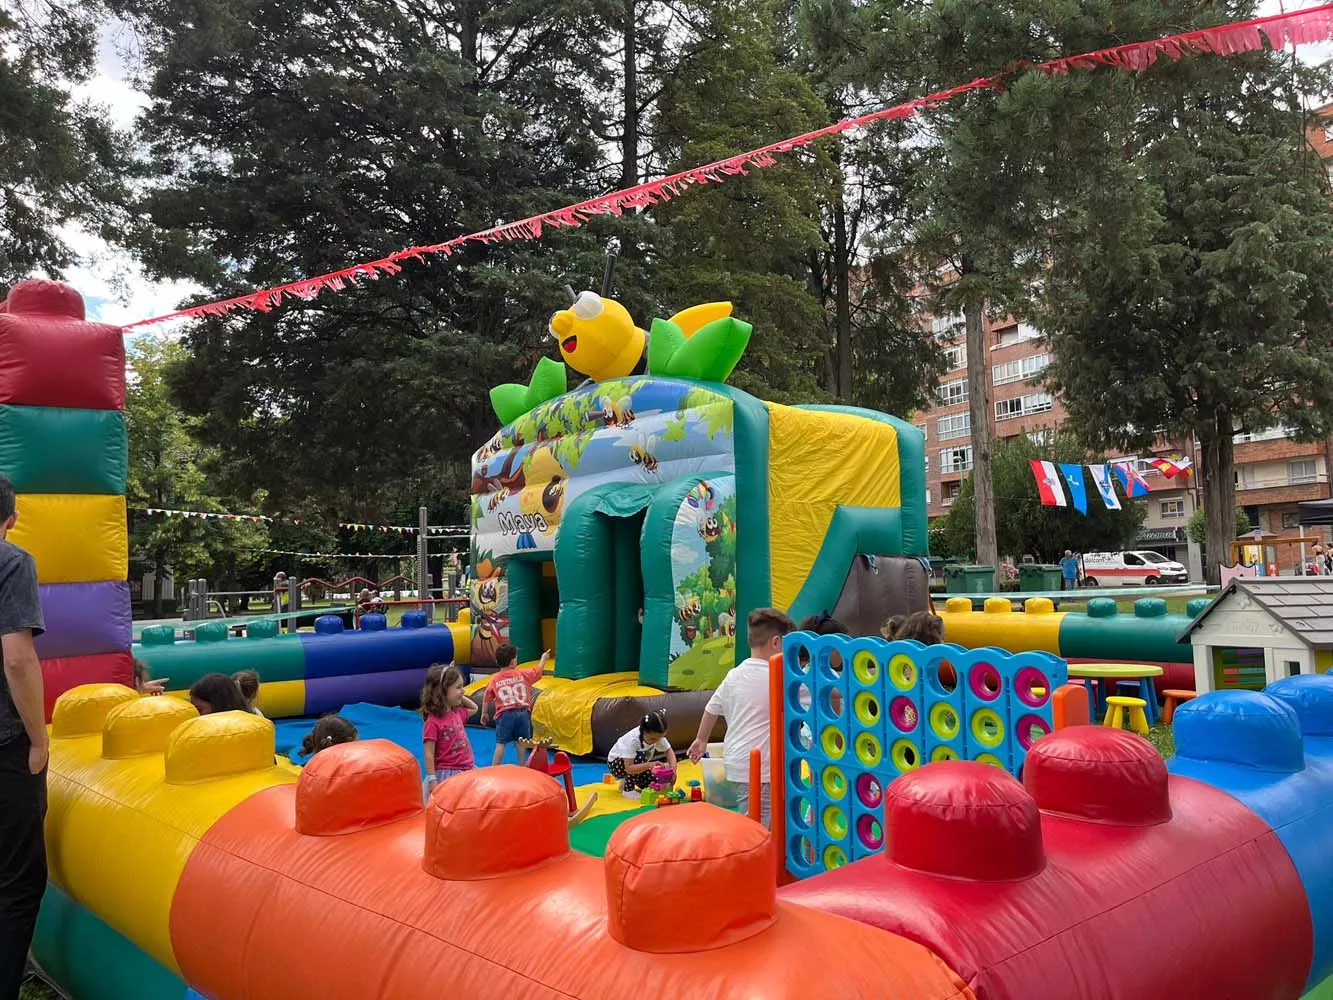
[607, 710, 676, 795]
[421, 663, 478, 797]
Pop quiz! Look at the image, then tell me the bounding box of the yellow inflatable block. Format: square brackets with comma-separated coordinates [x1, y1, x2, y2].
[940, 597, 1066, 655]
[531, 672, 661, 757]
[103, 696, 198, 759]
[45, 706, 294, 972]
[255, 679, 305, 719]
[765, 404, 901, 610]
[11, 493, 128, 584]
[449, 622, 471, 664]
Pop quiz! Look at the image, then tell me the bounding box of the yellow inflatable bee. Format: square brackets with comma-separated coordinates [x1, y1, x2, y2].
[549, 294, 743, 383]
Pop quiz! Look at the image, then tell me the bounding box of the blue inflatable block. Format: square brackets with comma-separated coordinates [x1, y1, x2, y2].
[1170, 685, 1333, 990]
[314, 614, 344, 634]
[299, 623, 454, 680]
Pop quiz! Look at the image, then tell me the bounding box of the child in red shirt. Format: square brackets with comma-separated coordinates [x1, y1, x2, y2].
[480, 644, 548, 766]
[422, 663, 478, 798]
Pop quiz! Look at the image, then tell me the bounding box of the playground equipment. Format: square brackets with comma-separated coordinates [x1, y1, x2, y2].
[778, 632, 1069, 877]
[0, 280, 133, 714]
[34, 684, 972, 1000]
[778, 674, 1333, 999]
[136, 611, 468, 717]
[34, 674, 1333, 1000]
[940, 595, 1210, 692]
[470, 292, 930, 752]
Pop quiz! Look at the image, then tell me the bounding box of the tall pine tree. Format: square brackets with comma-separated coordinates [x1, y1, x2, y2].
[1042, 21, 1333, 582]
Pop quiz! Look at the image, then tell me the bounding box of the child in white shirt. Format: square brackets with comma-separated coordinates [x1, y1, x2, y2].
[608, 710, 677, 795]
[688, 607, 796, 828]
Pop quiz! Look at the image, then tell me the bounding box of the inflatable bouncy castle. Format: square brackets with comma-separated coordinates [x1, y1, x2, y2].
[0, 280, 132, 713]
[468, 290, 931, 752]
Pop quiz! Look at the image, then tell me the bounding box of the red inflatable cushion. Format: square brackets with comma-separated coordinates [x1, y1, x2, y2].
[0, 280, 125, 410]
[781, 731, 1313, 1000]
[41, 650, 133, 721]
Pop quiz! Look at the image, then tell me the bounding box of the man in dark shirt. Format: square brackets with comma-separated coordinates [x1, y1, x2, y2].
[0, 475, 47, 999]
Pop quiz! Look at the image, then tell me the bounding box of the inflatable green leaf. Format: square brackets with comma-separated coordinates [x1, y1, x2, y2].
[489, 356, 568, 425]
[647, 316, 752, 382]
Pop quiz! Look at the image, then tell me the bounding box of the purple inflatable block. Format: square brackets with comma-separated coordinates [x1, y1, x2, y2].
[303, 667, 427, 715]
[35, 581, 131, 660]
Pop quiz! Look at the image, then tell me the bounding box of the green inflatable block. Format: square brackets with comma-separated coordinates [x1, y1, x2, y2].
[134, 633, 307, 688]
[1058, 605, 1192, 663]
[0, 404, 126, 494]
[140, 624, 177, 647]
[247, 617, 280, 639]
[33, 882, 186, 1000]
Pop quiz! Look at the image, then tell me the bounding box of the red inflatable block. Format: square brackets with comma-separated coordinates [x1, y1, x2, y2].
[781, 730, 1313, 1000]
[42, 650, 133, 720]
[0, 280, 125, 410]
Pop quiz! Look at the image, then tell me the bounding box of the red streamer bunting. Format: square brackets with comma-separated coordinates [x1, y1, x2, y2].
[123, 4, 1333, 329]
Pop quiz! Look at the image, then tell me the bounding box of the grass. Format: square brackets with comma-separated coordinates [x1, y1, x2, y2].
[20, 978, 60, 1000]
[1144, 721, 1175, 759]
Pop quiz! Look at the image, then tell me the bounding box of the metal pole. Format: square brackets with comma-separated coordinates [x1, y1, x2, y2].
[418, 505, 431, 622]
[289, 576, 301, 633]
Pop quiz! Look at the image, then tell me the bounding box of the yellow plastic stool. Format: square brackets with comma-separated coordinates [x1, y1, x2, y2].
[1104, 695, 1150, 735]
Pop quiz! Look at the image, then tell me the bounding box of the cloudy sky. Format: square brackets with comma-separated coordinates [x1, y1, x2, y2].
[59, 0, 1333, 330]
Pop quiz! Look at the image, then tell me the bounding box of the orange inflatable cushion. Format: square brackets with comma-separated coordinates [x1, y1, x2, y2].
[297, 739, 421, 836]
[606, 805, 775, 952]
[424, 766, 569, 879]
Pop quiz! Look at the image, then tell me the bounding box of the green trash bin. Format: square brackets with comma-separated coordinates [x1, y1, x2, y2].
[945, 565, 996, 596]
[1019, 563, 1064, 593]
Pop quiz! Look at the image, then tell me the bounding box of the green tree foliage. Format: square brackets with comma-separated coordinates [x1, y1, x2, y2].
[869, 0, 1183, 578]
[126, 338, 269, 613]
[793, 0, 945, 414]
[1040, 31, 1333, 583]
[0, 2, 124, 285]
[652, 0, 839, 404]
[112, 0, 634, 519]
[938, 433, 1146, 562]
[1187, 506, 1253, 546]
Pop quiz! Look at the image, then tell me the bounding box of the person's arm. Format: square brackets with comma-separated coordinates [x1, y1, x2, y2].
[622, 757, 661, 775]
[423, 739, 437, 789]
[480, 686, 495, 724]
[688, 711, 720, 762]
[460, 694, 478, 714]
[142, 676, 168, 696]
[664, 743, 678, 768]
[1, 552, 47, 775]
[3, 630, 45, 773]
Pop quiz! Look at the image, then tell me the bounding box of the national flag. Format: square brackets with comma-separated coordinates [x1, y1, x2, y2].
[1147, 457, 1183, 479]
[1088, 464, 1122, 510]
[1113, 461, 1151, 498]
[1030, 460, 1067, 507]
[1172, 455, 1194, 478]
[1059, 463, 1089, 514]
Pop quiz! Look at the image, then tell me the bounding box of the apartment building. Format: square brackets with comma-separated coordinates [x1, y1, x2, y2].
[920, 323, 1331, 570]
[920, 309, 1064, 517]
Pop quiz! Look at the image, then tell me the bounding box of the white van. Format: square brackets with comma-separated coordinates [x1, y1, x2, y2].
[1081, 551, 1189, 587]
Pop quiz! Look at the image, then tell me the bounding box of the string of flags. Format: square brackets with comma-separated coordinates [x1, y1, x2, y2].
[242, 548, 415, 559]
[132, 507, 469, 535]
[1030, 457, 1192, 514]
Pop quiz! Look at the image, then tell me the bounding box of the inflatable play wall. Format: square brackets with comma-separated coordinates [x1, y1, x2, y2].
[780, 633, 1067, 876]
[0, 280, 131, 713]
